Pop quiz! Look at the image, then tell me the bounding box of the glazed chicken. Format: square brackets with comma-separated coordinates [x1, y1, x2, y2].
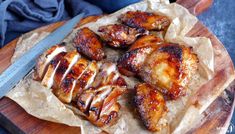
[118, 35, 163, 76]
[34, 44, 67, 80]
[35, 47, 127, 127]
[119, 11, 170, 31]
[118, 40, 198, 99]
[98, 24, 148, 47]
[135, 83, 166, 131]
[73, 27, 105, 61]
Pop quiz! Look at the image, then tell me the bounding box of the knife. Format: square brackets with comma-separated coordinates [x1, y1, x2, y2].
[0, 13, 84, 98]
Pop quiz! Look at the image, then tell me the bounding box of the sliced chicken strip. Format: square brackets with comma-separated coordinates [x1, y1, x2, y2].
[57, 58, 89, 103]
[72, 61, 100, 101]
[53, 51, 80, 95]
[94, 86, 125, 127]
[41, 52, 66, 89]
[88, 85, 113, 122]
[95, 101, 120, 127]
[77, 88, 95, 113]
[92, 62, 118, 88]
[34, 44, 66, 80]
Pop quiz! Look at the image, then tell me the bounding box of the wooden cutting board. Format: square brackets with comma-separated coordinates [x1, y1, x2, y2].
[1, 0, 235, 134]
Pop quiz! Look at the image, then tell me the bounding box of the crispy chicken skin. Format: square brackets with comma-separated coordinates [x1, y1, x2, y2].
[98, 24, 148, 47]
[119, 11, 170, 31]
[140, 43, 198, 99]
[117, 35, 163, 76]
[118, 46, 157, 76]
[73, 27, 105, 61]
[135, 83, 166, 131]
[129, 35, 163, 51]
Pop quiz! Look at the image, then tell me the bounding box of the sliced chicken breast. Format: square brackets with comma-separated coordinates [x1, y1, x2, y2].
[34, 44, 66, 80]
[57, 58, 89, 103]
[72, 61, 100, 101]
[92, 62, 118, 88]
[41, 52, 66, 89]
[53, 51, 80, 95]
[88, 85, 113, 122]
[77, 88, 95, 113]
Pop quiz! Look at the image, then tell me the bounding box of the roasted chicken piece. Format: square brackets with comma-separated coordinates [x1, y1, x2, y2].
[76, 62, 127, 127]
[129, 35, 163, 51]
[139, 43, 198, 99]
[77, 85, 126, 127]
[92, 62, 119, 87]
[94, 86, 125, 127]
[72, 61, 100, 101]
[98, 24, 148, 47]
[53, 50, 80, 91]
[41, 52, 66, 89]
[73, 27, 105, 61]
[118, 35, 163, 76]
[135, 83, 166, 131]
[34, 44, 66, 80]
[57, 58, 89, 103]
[118, 42, 198, 99]
[118, 46, 156, 76]
[119, 11, 170, 31]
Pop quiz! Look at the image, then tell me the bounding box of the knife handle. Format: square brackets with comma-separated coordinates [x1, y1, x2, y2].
[176, 0, 213, 16]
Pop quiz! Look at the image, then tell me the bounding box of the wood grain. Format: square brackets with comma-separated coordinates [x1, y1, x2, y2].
[1, 1, 234, 134]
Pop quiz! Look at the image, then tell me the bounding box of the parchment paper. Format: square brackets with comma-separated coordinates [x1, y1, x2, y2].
[6, 0, 218, 133]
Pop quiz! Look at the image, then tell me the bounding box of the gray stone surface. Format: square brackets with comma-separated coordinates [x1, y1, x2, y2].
[198, 0, 235, 133]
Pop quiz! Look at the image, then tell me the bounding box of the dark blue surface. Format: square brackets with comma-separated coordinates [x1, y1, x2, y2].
[0, 0, 103, 47]
[0, 0, 234, 133]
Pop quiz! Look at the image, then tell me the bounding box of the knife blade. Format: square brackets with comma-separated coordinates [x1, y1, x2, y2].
[0, 13, 84, 98]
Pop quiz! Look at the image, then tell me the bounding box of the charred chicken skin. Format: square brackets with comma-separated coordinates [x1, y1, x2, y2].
[118, 42, 198, 99]
[117, 35, 163, 76]
[140, 43, 198, 99]
[35, 48, 127, 127]
[119, 11, 170, 31]
[73, 27, 105, 61]
[98, 24, 148, 47]
[135, 83, 166, 131]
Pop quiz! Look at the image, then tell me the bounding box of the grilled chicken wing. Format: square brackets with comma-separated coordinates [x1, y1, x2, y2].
[73, 27, 105, 61]
[98, 24, 148, 47]
[119, 11, 170, 31]
[135, 83, 166, 131]
[34, 44, 66, 80]
[140, 43, 198, 99]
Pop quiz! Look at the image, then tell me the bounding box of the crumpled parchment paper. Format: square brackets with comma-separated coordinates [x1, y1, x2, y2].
[6, 0, 217, 133]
